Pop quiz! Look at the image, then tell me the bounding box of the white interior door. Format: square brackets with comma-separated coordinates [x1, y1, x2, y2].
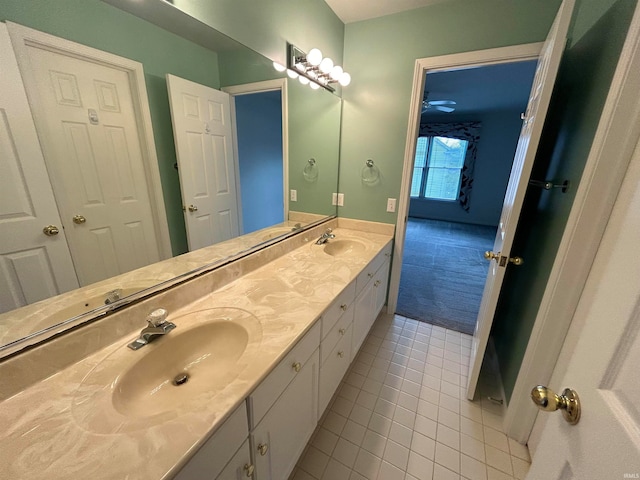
[466, 0, 576, 399]
[16, 40, 162, 287]
[526, 120, 640, 479]
[166, 74, 240, 251]
[0, 24, 78, 313]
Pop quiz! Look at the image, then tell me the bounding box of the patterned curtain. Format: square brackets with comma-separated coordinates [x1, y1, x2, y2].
[419, 121, 482, 211]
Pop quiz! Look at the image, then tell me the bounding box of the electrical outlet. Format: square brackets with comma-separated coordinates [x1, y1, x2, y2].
[290, 189, 297, 202]
[386, 198, 397, 213]
[337, 193, 344, 207]
[332, 193, 338, 206]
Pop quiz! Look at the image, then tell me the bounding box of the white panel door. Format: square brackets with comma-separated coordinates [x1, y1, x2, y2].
[19, 43, 161, 287]
[166, 74, 240, 251]
[0, 24, 78, 314]
[526, 118, 640, 478]
[466, 0, 576, 399]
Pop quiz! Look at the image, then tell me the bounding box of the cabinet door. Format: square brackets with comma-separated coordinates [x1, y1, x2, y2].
[352, 283, 374, 356]
[373, 260, 390, 317]
[216, 440, 253, 480]
[319, 325, 353, 417]
[252, 349, 319, 480]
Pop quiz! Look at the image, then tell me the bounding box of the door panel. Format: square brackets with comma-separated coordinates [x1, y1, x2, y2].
[466, 0, 576, 399]
[0, 24, 78, 313]
[166, 74, 240, 251]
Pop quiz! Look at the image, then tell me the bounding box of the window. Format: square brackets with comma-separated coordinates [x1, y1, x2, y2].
[411, 136, 468, 201]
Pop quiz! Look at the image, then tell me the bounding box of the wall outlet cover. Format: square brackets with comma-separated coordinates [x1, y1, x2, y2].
[332, 193, 338, 206]
[386, 198, 397, 213]
[290, 189, 297, 202]
[337, 193, 344, 207]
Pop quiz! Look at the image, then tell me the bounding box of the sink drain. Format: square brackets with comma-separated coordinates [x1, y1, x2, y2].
[173, 373, 189, 386]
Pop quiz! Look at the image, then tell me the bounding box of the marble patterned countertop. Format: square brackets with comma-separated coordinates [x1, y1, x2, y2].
[0, 226, 393, 480]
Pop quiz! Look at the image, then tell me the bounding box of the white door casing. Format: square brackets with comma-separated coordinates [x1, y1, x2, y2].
[166, 74, 240, 251]
[465, 0, 576, 399]
[7, 23, 171, 286]
[526, 112, 640, 479]
[0, 24, 78, 313]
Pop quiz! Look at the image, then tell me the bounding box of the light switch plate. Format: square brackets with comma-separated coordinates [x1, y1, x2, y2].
[337, 193, 344, 207]
[290, 189, 297, 201]
[332, 193, 338, 206]
[386, 198, 396, 212]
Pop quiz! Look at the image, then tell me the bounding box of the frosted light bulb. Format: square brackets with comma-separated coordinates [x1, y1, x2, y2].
[286, 69, 299, 79]
[309, 81, 320, 90]
[307, 48, 323, 66]
[339, 72, 351, 86]
[273, 62, 286, 72]
[319, 57, 334, 74]
[330, 65, 343, 80]
[298, 76, 310, 85]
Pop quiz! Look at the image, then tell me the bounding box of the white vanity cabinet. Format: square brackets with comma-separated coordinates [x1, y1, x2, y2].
[249, 322, 321, 480]
[352, 242, 392, 354]
[174, 403, 251, 480]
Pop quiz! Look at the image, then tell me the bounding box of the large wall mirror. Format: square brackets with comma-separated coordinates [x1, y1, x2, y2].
[0, 0, 341, 356]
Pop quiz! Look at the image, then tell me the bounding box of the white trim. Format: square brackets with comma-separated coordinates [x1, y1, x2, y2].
[222, 78, 289, 221]
[387, 43, 543, 315]
[506, 2, 640, 445]
[5, 22, 172, 259]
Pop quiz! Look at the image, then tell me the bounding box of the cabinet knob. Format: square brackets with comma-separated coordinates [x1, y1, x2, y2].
[243, 464, 255, 477]
[340, 304, 347, 311]
[367, 272, 373, 278]
[257, 443, 269, 456]
[292, 362, 302, 373]
[385, 252, 390, 257]
[337, 351, 344, 358]
[339, 328, 346, 335]
[374, 280, 381, 287]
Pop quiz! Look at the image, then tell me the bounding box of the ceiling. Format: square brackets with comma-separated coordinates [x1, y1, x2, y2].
[324, 0, 453, 23]
[423, 61, 538, 116]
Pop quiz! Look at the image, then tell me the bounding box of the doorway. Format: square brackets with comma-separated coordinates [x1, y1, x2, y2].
[396, 62, 537, 335]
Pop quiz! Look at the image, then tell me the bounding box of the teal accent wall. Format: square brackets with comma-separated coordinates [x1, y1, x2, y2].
[491, 0, 637, 402]
[338, 0, 562, 223]
[0, 0, 223, 256]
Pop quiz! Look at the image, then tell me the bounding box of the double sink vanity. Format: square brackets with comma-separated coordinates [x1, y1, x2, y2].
[0, 218, 394, 480]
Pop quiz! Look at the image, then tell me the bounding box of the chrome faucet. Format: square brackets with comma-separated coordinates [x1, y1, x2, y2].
[104, 289, 122, 305]
[315, 228, 336, 245]
[127, 308, 176, 350]
[291, 223, 302, 231]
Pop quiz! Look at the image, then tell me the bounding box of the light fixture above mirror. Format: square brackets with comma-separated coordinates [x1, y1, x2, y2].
[278, 43, 351, 92]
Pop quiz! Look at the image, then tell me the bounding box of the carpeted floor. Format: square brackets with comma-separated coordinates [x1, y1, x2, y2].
[396, 218, 496, 335]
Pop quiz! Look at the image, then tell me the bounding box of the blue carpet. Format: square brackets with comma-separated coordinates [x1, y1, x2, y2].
[396, 218, 496, 335]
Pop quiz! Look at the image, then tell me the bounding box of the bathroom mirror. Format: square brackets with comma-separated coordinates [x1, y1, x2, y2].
[0, 0, 341, 356]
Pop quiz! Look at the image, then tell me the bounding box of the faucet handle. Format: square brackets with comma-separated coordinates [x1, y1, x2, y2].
[325, 228, 333, 234]
[147, 308, 168, 327]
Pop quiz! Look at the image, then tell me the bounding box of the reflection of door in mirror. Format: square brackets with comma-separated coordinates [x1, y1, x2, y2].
[8, 24, 171, 289]
[0, 24, 79, 314]
[167, 75, 240, 251]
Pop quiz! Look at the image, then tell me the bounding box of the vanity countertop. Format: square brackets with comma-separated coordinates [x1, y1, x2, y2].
[0, 227, 393, 480]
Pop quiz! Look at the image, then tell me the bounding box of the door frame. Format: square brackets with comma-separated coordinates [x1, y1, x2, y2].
[6, 22, 172, 260]
[388, 43, 543, 315]
[223, 78, 289, 231]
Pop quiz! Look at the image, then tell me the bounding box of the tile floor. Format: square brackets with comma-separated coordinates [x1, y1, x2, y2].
[292, 314, 531, 480]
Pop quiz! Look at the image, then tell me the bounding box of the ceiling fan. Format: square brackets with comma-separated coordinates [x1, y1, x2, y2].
[422, 93, 456, 113]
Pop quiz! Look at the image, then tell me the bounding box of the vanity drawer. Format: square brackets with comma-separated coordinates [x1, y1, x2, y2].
[321, 306, 354, 365]
[249, 321, 321, 428]
[356, 241, 392, 295]
[319, 324, 353, 417]
[321, 281, 356, 338]
[174, 402, 248, 480]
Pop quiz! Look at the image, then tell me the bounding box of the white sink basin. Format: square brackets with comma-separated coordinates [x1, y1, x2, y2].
[322, 239, 368, 257]
[72, 308, 263, 433]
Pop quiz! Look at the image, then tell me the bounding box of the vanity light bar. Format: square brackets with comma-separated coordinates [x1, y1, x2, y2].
[280, 43, 351, 93]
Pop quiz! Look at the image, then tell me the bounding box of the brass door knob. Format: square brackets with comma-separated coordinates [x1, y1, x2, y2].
[509, 256, 524, 266]
[257, 443, 269, 456]
[292, 362, 302, 373]
[43, 225, 60, 236]
[243, 464, 254, 477]
[187, 204, 198, 212]
[72, 215, 86, 224]
[484, 251, 500, 261]
[531, 385, 581, 425]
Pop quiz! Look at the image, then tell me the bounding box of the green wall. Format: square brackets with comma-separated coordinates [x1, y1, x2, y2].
[338, 0, 561, 223]
[491, 0, 637, 402]
[0, 0, 223, 256]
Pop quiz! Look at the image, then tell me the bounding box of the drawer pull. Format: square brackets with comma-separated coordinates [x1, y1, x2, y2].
[257, 443, 269, 456]
[337, 351, 345, 358]
[244, 464, 255, 477]
[292, 362, 302, 373]
[340, 304, 348, 311]
[385, 252, 390, 257]
[339, 328, 346, 335]
[367, 272, 374, 278]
